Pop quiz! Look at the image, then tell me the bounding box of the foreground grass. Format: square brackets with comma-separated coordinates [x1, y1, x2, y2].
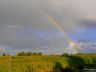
[0, 56, 69, 72]
[0, 55, 96, 72]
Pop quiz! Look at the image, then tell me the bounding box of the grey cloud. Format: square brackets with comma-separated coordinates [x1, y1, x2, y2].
[0, 0, 96, 54]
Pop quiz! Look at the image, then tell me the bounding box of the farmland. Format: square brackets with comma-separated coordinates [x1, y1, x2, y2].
[0, 54, 96, 72]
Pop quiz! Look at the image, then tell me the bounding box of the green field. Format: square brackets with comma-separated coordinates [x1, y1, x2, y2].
[0, 55, 96, 72]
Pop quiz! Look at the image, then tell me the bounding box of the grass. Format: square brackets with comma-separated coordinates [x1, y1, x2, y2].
[0, 55, 96, 72]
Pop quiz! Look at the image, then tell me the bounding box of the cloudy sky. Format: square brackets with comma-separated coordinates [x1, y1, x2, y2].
[0, 0, 96, 55]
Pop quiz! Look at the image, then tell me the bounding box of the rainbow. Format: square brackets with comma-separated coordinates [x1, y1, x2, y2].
[41, 10, 79, 54]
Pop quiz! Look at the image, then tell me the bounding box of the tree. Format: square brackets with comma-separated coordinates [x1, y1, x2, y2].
[2, 53, 6, 56]
[38, 52, 42, 55]
[17, 51, 25, 56]
[62, 53, 69, 57]
[17, 51, 42, 56]
[26, 52, 32, 56]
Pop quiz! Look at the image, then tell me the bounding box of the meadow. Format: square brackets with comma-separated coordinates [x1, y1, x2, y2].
[0, 54, 96, 72]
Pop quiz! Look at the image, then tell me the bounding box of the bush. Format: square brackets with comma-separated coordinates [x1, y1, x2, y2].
[53, 62, 63, 72]
[53, 62, 75, 72]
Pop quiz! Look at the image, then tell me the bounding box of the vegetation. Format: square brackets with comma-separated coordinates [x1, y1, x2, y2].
[0, 53, 96, 72]
[17, 51, 42, 56]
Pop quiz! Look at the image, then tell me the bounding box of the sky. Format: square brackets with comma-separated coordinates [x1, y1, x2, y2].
[0, 0, 96, 55]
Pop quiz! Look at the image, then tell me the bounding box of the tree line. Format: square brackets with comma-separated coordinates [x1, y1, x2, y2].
[17, 51, 42, 56]
[2, 51, 42, 56]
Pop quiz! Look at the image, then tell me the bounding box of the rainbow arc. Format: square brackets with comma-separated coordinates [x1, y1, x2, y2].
[40, 10, 80, 54]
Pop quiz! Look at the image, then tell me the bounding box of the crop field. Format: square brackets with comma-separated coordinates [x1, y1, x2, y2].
[0, 56, 69, 72]
[0, 55, 96, 72]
